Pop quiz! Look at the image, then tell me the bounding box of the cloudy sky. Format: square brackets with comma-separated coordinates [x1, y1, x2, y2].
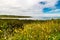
[0, 0, 60, 17]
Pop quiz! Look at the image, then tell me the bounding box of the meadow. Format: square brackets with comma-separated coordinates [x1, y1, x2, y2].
[0, 19, 60, 40]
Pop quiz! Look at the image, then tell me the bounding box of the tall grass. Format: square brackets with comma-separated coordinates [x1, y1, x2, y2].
[0, 19, 60, 40]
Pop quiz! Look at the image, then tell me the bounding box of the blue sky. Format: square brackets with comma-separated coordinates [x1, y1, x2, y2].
[42, 0, 60, 13]
[0, 0, 60, 17]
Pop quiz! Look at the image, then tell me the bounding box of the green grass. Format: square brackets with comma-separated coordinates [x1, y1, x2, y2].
[0, 19, 60, 40]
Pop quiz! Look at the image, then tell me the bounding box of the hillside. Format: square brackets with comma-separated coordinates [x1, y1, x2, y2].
[0, 15, 31, 18]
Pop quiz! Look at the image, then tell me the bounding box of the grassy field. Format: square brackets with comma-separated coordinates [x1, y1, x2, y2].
[0, 19, 60, 40]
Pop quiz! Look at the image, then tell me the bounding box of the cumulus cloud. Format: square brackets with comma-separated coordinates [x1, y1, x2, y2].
[0, 0, 59, 17]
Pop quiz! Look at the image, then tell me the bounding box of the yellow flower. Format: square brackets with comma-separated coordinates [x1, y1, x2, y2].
[0, 30, 2, 32]
[14, 29, 18, 32]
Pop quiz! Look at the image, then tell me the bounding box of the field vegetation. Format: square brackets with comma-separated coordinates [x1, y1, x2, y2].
[0, 19, 60, 40]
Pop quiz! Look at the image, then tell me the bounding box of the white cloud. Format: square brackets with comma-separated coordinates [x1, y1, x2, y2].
[0, 0, 59, 18]
[0, 0, 40, 9]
